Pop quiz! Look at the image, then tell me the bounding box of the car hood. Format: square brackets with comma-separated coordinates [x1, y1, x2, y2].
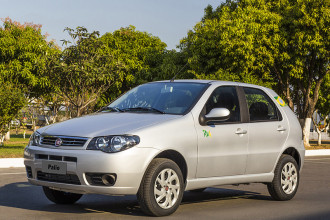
[39, 113, 182, 138]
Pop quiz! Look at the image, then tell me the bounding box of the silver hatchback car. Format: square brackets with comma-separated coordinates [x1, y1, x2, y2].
[24, 80, 305, 216]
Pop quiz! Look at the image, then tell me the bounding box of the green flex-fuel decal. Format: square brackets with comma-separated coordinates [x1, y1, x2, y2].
[203, 130, 211, 137]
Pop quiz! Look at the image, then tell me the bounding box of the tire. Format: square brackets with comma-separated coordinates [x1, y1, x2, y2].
[189, 188, 207, 193]
[43, 186, 83, 204]
[137, 158, 184, 216]
[267, 154, 299, 201]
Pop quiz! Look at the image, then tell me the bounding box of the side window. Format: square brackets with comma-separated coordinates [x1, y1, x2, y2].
[205, 86, 240, 122]
[243, 87, 280, 122]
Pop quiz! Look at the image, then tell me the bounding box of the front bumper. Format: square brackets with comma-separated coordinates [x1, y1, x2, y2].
[24, 145, 160, 195]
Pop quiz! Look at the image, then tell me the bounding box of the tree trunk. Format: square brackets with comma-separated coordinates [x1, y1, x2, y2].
[311, 110, 322, 146]
[303, 118, 311, 147]
[325, 116, 329, 136]
[76, 105, 82, 117]
[317, 130, 322, 145]
[52, 115, 57, 123]
[52, 107, 58, 123]
[0, 135, 4, 146]
[43, 108, 50, 125]
[45, 115, 50, 125]
[33, 119, 37, 132]
[4, 130, 10, 141]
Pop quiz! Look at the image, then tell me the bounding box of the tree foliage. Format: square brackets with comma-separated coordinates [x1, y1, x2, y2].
[181, 0, 329, 145]
[316, 75, 330, 118]
[47, 26, 168, 116]
[180, 1, 279, 88]
[0, 83, 26, 144]
[99, 26, 167, 104]
[155, 50, 194, 81]
[0, 18, 60, 97]
[47, 27, 120, 117]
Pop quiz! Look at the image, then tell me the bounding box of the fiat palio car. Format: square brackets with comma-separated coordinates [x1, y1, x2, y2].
[24, 80, 305, 216]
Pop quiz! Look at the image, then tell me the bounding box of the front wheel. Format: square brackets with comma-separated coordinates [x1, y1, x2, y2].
[137, 158, 184, 216]
[43, 186, 83, 204]
[267, 154, 299, 201]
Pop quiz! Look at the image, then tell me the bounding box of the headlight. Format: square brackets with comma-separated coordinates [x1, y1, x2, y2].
[29, 132, 40, 146]
[24, 147, 34, 159]
[87, 135, 140, 153]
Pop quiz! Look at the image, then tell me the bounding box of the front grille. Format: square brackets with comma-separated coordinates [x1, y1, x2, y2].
[49, 155, 62, 161]
[37, 171, 81, 185]
[36, 154, 77, 163]
[40, 136, 88, 147]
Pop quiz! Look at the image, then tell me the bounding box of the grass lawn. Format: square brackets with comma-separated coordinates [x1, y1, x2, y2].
[0, 131, 31, 158]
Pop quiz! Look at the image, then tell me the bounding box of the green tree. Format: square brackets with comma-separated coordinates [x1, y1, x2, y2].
[38, 93, 66, 124]
[0, 83, 26, 145]
[181, 0, 329, 146]
[155, 50, 194, 81]
[316, 75, 330, 120]
[180, 1, 277, 88]
[0, 18, 60, 98]
[48, 27, 120, 117]
[99, 26, 167, 105]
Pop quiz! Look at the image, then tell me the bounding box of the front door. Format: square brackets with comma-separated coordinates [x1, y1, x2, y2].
[196, 86, 248, 178]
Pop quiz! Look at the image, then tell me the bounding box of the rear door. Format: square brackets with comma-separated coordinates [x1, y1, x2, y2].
[243, 87, 289, 174]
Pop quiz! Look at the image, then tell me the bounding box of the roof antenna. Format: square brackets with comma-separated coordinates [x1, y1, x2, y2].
[170, 62, 189, 82]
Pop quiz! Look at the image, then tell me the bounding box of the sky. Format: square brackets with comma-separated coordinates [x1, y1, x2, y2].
[0, 0, 224, 50]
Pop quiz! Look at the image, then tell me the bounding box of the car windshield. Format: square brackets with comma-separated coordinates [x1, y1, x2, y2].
[106, 82, 208, 115]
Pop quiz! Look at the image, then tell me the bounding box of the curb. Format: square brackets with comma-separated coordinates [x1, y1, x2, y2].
[1, 150, 330, 169]
[0, 158, 24, 168]
[305, 149, 330, 157]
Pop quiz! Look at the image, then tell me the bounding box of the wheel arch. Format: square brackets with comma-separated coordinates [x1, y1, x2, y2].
[282, 147, 302, 169]
[153, 150, 188, 184]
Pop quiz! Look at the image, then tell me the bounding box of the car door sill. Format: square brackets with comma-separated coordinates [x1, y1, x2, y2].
[185, 173, 274, 191]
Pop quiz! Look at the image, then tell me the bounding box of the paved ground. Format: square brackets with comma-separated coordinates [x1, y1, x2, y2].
[0, 156, 329, 220]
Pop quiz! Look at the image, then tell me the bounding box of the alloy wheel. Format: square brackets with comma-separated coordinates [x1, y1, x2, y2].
[154, 168, 180, 209]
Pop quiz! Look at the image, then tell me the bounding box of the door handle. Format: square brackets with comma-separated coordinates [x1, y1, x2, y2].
[235, 128, 247, 135]
[277, 126, 287, 132]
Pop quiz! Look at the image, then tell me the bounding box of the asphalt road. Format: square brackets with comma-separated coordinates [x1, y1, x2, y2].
[0, 156, 329, 220]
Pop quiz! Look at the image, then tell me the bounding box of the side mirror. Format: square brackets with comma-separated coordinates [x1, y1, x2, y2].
[204, 108, 230, 123]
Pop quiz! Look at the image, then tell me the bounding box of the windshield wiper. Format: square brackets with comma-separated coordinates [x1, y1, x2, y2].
[100, 106, 123, 112]
[122, 107, 165, 114]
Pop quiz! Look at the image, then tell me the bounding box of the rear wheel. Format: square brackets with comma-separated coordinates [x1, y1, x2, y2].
[43, 186, 83, 204]
[137, 158, 184, 216]
[267, 154, 299, 201]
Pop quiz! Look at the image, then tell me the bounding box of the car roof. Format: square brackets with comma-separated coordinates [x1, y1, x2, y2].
[153, 79, 215, 84]
[153, 79, 267, 89]
[152, 79, 274, 94]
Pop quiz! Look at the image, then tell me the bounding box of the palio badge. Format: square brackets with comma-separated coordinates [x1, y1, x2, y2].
[274, 96, 286, 107]
[203, 130, 211, 137]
